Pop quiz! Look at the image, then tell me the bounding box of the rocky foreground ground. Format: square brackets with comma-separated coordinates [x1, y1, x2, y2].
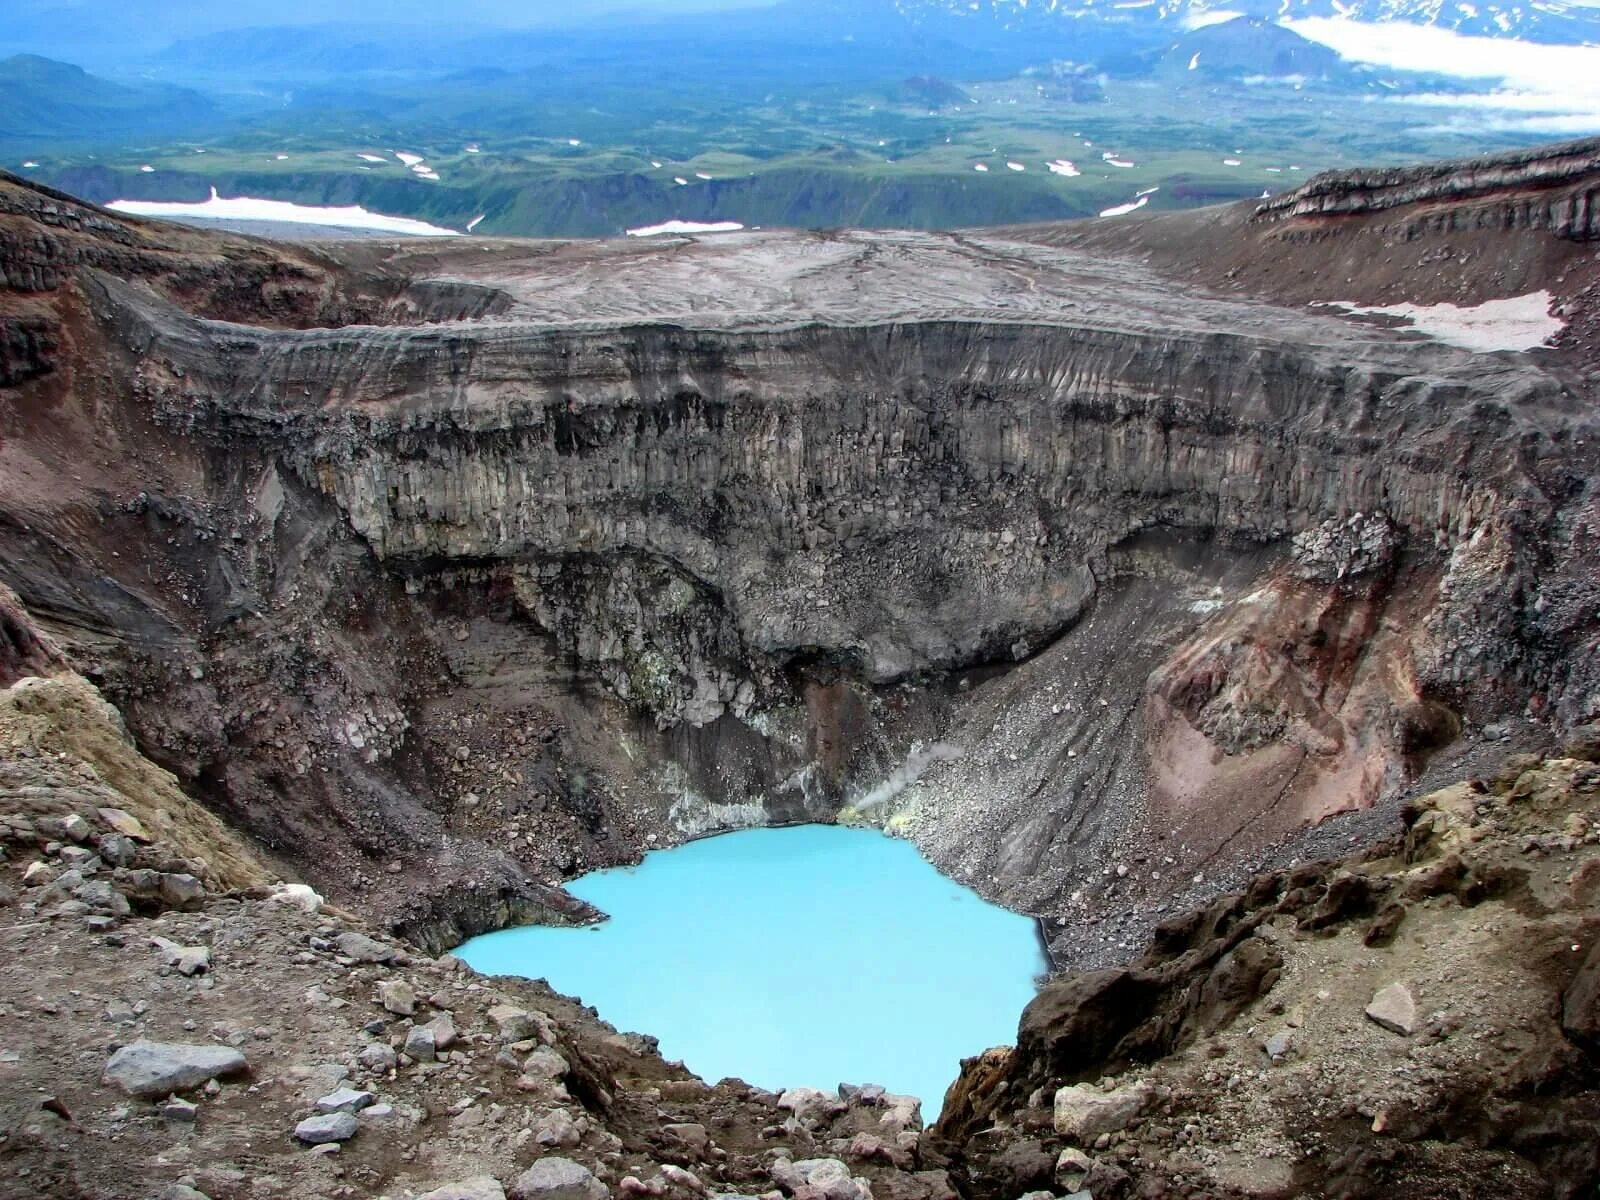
[2, 614, 1597, 1198]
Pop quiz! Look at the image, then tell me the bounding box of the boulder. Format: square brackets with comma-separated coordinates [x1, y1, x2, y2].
[522, 1046, 570, 1080]
[150, 937, 211, 977]
[420, 1181, 509, 1200]
[1051, 1082, 1151, 1141]
[425, 1012, 457, 1051]
[315, 1088, 376, 1113]
[335, 931, 397, 963]
[770, 1158, 869, 1200]
[98, 808, 150, 841]
[377, 979, 416, 1016]
[404, 1026, 437, 1062]
[268, 883, 324, 913]
[511, 1157, 610, 1200]
[1365, 983, 1418, 1036]
[534, 1108, 581, 1148]
[1055, 1148, 1095, 1191]
[359, 1043, 398, 1073]
[103, 1042, 247, 1098]
[777, 1087, 843, 1125]
[159, 873, 205, 910]
[294, 1112, 359, 1144]
[663, 1122, 710, 1156]
[489, 1004, 556, 1044]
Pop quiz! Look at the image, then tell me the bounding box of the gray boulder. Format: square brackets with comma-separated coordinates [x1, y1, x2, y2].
[103, 1041, 247, 1098]
[404, 1025, 437, 1062]
[510, 1157, 610, 1200]
[315, 1087, 376, 1113]
[359, 1043, 398, 1073]
[419, 1181, 508, 1200]
[294, 1111, 359, 1144]
[335, 931, 396, 963]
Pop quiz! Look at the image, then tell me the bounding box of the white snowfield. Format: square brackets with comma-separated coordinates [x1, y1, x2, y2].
[1100, 194, 1151, 217]
[107, 188, 460, 237]
[626, 220, 746, 237]
[1319, 291, 1564, 352]
[1047, 159, 1081, 177]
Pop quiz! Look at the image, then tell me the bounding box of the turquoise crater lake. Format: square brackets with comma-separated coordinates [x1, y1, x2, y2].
[456, 824, 1047, 1114]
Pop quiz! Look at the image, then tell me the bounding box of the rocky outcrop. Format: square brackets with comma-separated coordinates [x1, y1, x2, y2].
[1254, 135, 1600, 240]
[929, 750, 1600, 1199]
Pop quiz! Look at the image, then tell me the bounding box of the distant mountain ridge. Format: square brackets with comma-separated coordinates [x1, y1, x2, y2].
[0, 54, 219, 144]
[890, 0, 1600, 44]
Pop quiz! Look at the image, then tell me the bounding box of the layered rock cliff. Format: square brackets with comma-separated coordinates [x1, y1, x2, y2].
[1, 148, 1597, 962]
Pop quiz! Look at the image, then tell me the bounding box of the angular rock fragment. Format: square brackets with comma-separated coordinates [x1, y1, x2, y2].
[335, 931, 396, 963]
[420, 1181, 509, 1200]
[150, 936, 211, 976]
[294, 1111, 359, 1143]
[103, 1042, 247, 1098]
[770, 1158, 870, 1200]
[489, 1004, 556, 1044]
[97, 808, 150, 841]
[511, 1157, 610, 1200]
[1364, 982, 1418, 1035]
[377, 979, 417, 1015]
[404, 1025, 437, 1062]
[315, 1087, 376, 1113]
[1052, 1082, 1151, 1141]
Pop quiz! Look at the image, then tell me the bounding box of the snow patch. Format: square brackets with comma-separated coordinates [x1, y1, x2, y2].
[1189, 52, 1202, 69]
[1006, 161, 1026, 171]
[395, 151, 424, 167]
[1100, 194, 1151, 217]
[626, 219, 745, 237]
[139, 164, 154, 173]
[466, 214, 486, 232]
[1182, 8, 1243, 28]
[358, 154, 388, 163]
[107, 188, 459, 237]
[1319, 291, 1563, 353]
[974, 163, 990, 172]
[1223, 158, 1243, 166]
[1047, 159, 1081, 177]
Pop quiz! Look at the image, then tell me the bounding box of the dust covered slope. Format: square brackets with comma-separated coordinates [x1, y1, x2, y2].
[997, 135, 1600, 369]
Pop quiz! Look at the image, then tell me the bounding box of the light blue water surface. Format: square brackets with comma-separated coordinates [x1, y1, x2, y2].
[455, 824, 1046, 1115]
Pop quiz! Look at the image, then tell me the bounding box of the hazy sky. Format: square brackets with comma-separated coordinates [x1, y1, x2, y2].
[4, 0, 784, 60]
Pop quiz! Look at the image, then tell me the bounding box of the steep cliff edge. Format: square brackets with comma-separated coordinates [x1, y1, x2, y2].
[927, 746, 1600, 1199]
[0, 147, 1597, 960]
